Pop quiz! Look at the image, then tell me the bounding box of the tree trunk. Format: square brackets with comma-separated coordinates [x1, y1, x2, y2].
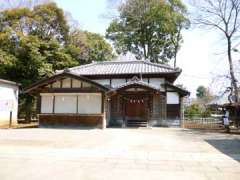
[174, 51, 177, 68]
[227, 37, 239, 103]
[24, 95, 34, 123]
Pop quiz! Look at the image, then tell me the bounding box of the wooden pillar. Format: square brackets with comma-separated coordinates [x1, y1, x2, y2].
[180, 97, 185, 128]
[102, 93, 106, 129]
[122, 96, 126, 128]
[105, 96, 111, 127]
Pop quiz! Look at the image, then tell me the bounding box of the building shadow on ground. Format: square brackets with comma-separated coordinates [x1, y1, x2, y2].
[206, 139, 240, 162]
[179, 129, 240, 162]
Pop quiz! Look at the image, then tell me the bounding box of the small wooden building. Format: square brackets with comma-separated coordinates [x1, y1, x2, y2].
[25, 58, 189, 128]
[0, 79, 19, 126]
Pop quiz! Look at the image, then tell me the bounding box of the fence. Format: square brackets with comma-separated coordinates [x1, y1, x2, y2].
[184, 115, 224, 129]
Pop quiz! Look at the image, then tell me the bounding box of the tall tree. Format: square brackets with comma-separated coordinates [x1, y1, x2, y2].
[0, 0, 52, 10]
[106, 0, 189, 64]
[0, 3, 77, 121]
[0, 2, 69, 43]
[192, 0, 240, 103]
[68, 29, 114, 64]
[0, 3, 114, 121]
[196, 86, 208, 99]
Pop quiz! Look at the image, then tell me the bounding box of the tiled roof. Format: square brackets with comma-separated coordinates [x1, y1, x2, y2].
[58, 59, 181, 76]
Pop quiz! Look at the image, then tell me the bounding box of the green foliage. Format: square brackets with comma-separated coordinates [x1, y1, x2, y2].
[185, 104, 202, 118]
[196, 86, 208, 99]
[0, 49, 17, 77]
[185, 104, 212, 119]
[0, 3, 113, 121]
[106, 0, 189, 63]
[31, 2, 69, 42]
[0, 3, 69, 43]
[68, 29, 114, 64]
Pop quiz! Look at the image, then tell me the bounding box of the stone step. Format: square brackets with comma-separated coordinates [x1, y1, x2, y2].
[127, 120, 147, 127]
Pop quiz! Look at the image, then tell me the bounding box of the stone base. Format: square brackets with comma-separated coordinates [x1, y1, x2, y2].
[149, 119, 181, 127]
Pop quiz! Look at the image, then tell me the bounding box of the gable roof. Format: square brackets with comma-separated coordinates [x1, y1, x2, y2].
[24, 72, 109, 93]
[57, 60, 181, 76]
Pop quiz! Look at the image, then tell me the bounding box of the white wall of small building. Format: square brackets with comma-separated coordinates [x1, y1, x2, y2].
[167, 92, 179, 104]
[0, 83, 19, 125]
[149, 78, 165, 91]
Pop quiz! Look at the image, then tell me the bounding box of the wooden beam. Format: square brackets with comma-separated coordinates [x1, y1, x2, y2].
[41, 88, 103, 93]
[101, 93, 104, 114]
[70, 78, 73, 88]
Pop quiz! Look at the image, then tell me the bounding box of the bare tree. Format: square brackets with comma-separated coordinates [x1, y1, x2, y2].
[191, 0, 240, 103]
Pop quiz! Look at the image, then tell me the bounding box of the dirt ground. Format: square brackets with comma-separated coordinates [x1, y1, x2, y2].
[0, 128, 240, 180]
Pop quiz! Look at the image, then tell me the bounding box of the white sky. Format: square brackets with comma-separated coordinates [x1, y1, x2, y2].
[54, 0, 240, 97]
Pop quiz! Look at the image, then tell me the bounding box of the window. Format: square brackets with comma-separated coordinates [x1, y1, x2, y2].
[55, 95, 77, 113]
[78, 93, 102, 114]
[41, 95, 53, 113]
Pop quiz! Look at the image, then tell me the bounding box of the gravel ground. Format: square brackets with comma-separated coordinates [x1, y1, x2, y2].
[0, 128, 240, 180]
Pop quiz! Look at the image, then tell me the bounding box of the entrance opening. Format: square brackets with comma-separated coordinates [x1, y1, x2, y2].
[124, 95, 148, 127]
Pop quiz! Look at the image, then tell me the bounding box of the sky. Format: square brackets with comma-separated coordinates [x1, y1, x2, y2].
[48, 0, 240, 97]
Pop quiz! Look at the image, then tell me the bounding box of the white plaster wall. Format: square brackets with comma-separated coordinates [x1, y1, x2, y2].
[0, 83, 18, 125]
[78, 93, 102, 114]
[167, 92, 179, 104]
[82, 82, 91, 88]
[62, 78, 71, 88]
[72, 79, 81, 88]
[111, 79, 126, 88]
[94, 79, 110, 86]
[40, 93, 102, 114]
[52, 81, 61, 88]
[55, 95, 77, 113]
[149, 78, 164, 91]
[142, 78, 148, 83]
[41, 95, 53, 113]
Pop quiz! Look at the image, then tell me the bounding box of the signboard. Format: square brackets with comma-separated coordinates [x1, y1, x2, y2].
[0, 99, 14, 112]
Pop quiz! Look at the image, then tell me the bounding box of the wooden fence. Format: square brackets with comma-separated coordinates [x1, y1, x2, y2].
[183, 116, 224, 129]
